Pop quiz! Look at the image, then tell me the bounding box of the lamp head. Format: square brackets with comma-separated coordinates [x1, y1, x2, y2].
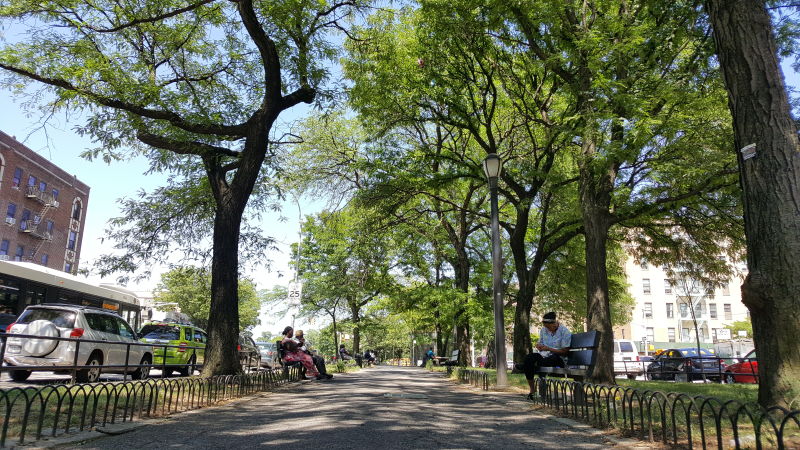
[482, 153, 502, 180]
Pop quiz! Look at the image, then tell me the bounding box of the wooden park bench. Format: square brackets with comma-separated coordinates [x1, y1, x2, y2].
[534, 330, 600, 401]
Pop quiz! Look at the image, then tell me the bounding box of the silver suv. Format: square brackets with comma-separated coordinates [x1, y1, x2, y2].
[4, 304, 153, 383]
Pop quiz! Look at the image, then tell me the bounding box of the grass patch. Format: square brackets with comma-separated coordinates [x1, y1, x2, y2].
[616, 379, 758, 404]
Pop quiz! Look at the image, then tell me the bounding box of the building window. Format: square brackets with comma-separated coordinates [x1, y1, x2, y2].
[646, 327, 654, 343]
[52, 189, 59, 201]
[644, 302, 653, 318]
[6, 203, 16, 220]
[679, 303, 688, 318]
[642, 278, 651, 294]
[67, 231, 77, 250]
[696, 302, 703, 316]
[668, 328, 676, 342]
[705, 282, 715, 296]
[46, 220, 54, 234]
[722, 282, 730, 296]
[666, 303, 674, 318]
[0, 240, 9, 255]
[640, 260, 648, 270]
[71, 200, 82, 221]
[709, 303, 717, 319]
[19, 209, 30, 230]
[681, 328, 691, 341]
[38, 181, 46, 192]
[724, 304, 732, 320]
[664, 279, 673, 294]
[14, 245, 24, 261]
[12, 168, 22, 188]
[41, 254, 48, 265]
[64, 262, 72, 273]
[700, 328, 707, 341]
[27, 175, 36, 188]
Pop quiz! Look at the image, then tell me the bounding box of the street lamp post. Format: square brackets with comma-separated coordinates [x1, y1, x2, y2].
[483, 153, 508, 388]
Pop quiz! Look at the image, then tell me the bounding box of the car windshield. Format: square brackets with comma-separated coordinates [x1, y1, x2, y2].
[257, 343, 275, 351]
[679, 348, 713, 357]
[140, 324, 180, 340]
[17, 308, 76, 328]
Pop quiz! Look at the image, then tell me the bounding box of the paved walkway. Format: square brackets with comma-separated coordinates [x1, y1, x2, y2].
[51, 366, 626, 449]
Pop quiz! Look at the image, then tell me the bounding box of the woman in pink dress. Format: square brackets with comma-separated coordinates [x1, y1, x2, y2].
[280, 326, 320, 378]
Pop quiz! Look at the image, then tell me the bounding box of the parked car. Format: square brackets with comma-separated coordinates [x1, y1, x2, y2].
[238, 333, 261, 369]
[139, 321, 207, 376]
[3, 304, 153, 382]
[646, 348, 726, 382]
[724, 349, 758, 384]
[256, 341, 277, 369]
[613, 339, 643, 379]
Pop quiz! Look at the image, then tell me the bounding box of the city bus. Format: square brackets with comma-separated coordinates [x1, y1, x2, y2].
[0, 260, 142, 330]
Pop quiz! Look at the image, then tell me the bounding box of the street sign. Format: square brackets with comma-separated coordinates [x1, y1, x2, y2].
[287, 282, 302, 303]
[716, 328, 731, 340]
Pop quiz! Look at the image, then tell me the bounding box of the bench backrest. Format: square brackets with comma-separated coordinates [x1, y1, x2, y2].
[449, 349, 460, 361]
[566, 330, 600, 371]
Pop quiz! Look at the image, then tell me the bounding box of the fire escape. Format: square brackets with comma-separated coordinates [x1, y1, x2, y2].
[20, 186, 59, 260]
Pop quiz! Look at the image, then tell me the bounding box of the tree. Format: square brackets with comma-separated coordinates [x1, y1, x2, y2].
[705, 0, 800, 408]
[0, 0, 360, 375]
[298, 207, 396, 355]
[344, 3, 584, 367]
[508, 0, 742, 384]
[153, 266, 262, 330]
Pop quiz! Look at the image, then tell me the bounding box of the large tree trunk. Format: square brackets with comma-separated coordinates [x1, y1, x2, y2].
[706, 0, 800, 409]
[580, 170, 615, 384]
[453, 249, 471, 366]
[509, 205, 534, 366]
[202, 204, 244, 375]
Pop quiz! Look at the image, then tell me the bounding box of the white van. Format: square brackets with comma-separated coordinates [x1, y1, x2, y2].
[613, 339, 642, 379]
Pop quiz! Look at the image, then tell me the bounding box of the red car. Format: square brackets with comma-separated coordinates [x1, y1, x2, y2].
[724, 349, 758, 383]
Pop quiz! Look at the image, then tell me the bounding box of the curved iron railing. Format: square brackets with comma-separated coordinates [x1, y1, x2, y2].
[457, 369, 799, 449]
[0, 367, 301, 447]
[456, 368, 489, 390]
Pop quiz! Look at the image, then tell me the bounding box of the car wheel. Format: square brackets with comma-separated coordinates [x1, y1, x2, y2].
[76, 353, 103, 383]
[627, 374, 636, 380]
[131, 355, 152, 380]
[179, 355, 195, 377]
[10, 369, 32, 382]
[724, 372, 736, 384]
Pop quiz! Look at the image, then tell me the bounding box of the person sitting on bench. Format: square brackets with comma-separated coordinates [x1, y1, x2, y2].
[363, 349, 376, 366]
[339, 344, 354, 361]
[295, 329, 333, 379]
[516, 312, 572, 400]
[281, 326, 322, 379]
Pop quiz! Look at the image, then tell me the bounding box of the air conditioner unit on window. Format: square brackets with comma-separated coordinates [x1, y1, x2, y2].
[4, 217, 15, 225]
[52, 201, 60, 208]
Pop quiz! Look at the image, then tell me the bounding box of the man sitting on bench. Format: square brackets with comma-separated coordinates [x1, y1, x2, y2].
[516, 312, 572, 400]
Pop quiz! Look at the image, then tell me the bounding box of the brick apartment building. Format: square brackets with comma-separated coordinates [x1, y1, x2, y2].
[0, 131, 90, 273]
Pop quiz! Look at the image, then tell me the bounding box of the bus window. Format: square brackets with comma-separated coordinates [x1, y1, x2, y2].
[24, 286, 46, 306]
[0, 278, 20, 319]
